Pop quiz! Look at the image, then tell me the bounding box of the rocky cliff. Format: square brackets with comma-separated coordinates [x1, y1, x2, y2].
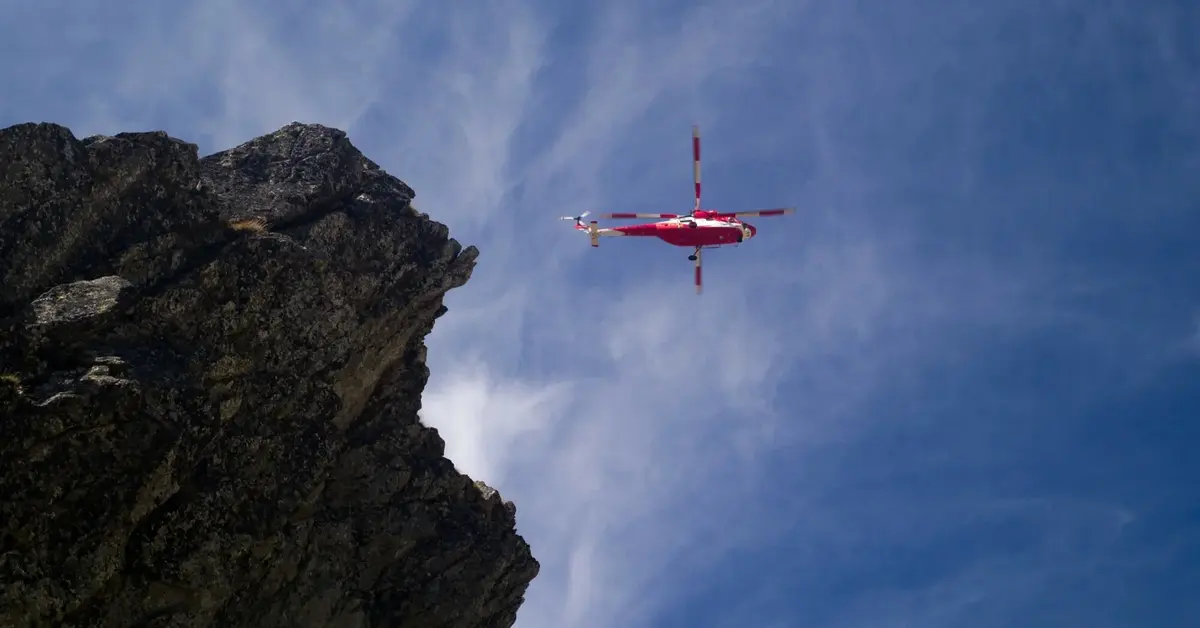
[0, 122, 539, 627]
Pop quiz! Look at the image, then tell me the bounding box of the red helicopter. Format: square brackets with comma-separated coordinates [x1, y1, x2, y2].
[561, 125, 794, 294]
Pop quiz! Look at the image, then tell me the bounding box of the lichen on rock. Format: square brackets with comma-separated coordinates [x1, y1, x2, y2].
[0, 121, 538, 627]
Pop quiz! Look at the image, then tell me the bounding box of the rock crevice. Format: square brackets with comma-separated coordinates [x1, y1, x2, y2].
[0, 121, 536, 628]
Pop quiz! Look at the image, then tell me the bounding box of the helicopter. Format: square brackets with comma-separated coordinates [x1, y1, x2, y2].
[561, 125, 793, 294]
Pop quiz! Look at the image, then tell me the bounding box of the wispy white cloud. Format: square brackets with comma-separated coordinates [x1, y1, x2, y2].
[419, 355, 573, 489]
[39, 1, 412, 148]
[352, 2, 549, 232]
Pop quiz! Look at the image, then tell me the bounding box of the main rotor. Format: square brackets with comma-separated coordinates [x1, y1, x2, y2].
[692, 123, 702, 213]
[599, 126, 792, 222]
[604, 126, 705, 221]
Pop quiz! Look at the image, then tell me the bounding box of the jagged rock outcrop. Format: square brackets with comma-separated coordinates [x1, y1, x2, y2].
[0, 122, 538, 627]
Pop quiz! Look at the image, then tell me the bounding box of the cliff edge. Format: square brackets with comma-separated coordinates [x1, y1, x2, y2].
[0, 122, 538, 627]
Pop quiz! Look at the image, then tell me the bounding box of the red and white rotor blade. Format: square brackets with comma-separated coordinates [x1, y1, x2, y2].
[694, 248, 703, 295]
[720, 207, 795, 218]
[692, 125, 702, 210]
[601, 212, 682, 219]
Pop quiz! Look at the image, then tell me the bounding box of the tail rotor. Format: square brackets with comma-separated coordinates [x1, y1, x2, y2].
[560, 211, 600, 246]
[559, 210, 591, 225]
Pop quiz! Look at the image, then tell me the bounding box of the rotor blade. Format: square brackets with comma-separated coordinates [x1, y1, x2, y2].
[718, 207, 795, 218]
[601, 212, 682, 219]
[694, 248, 702, 295]
[692, 125, 702, 210]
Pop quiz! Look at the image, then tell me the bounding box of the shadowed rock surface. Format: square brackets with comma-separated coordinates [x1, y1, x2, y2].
[0, 122, 538, 627]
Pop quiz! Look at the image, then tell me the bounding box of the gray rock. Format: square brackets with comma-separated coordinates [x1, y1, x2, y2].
[0, 121, 538, 627]
[29, 275, 133, 326]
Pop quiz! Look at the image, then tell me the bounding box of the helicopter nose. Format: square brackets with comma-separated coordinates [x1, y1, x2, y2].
[744, 223, 756, 239]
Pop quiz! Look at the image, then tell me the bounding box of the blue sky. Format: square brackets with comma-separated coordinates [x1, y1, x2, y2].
[3, 0, 1199, 626]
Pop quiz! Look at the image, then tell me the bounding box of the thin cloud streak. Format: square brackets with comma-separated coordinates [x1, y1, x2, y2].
[47, 1, 413, 147]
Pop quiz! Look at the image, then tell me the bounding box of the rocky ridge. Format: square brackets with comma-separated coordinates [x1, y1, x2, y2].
[0, 121, 538, 627]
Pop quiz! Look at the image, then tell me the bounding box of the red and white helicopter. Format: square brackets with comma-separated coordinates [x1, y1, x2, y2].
[561, 125, 793, 293]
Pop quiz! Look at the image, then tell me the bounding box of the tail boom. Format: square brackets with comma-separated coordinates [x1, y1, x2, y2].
[573, 220, 625, 247]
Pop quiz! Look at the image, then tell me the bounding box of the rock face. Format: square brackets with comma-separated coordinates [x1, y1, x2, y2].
[0, 122, 538, 627]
